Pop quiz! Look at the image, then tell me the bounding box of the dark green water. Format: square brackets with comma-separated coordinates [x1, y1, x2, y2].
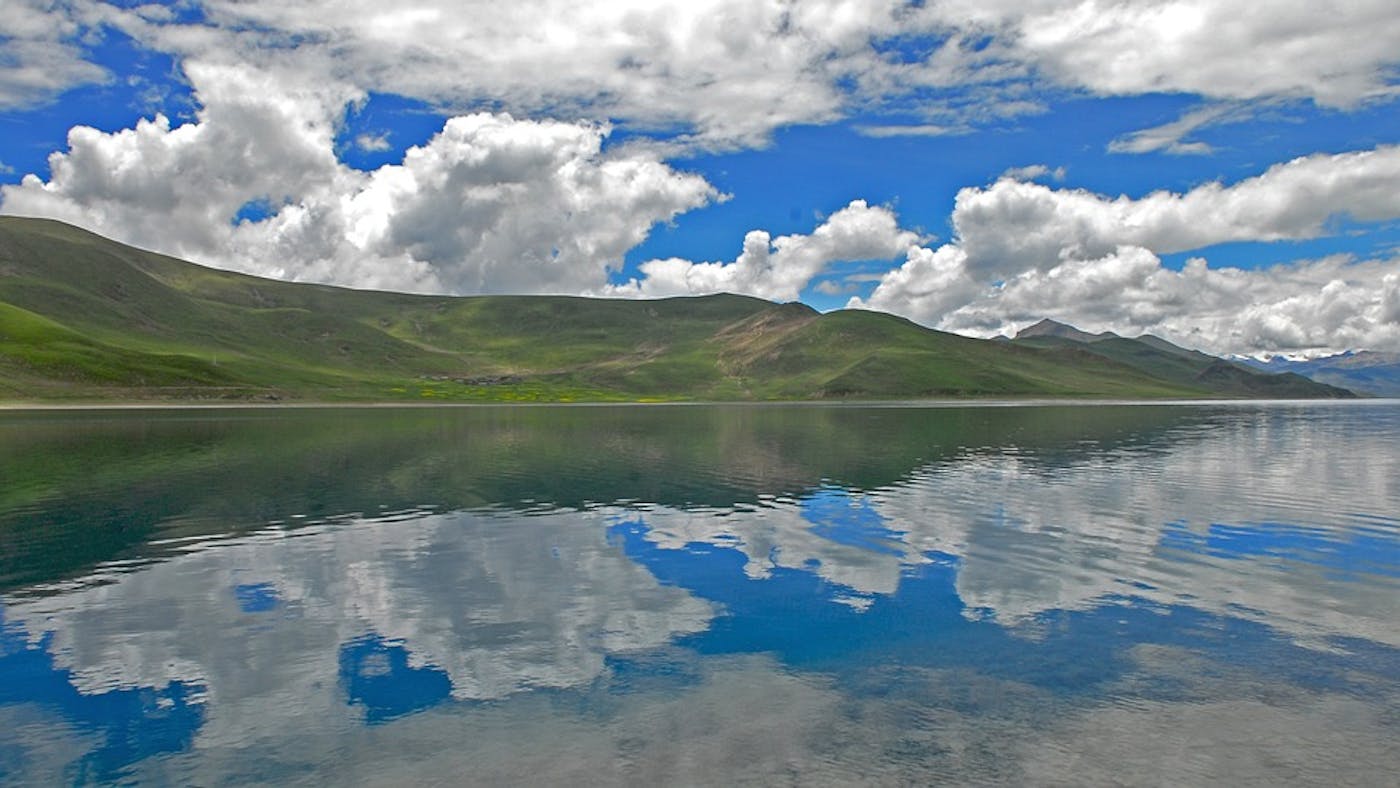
[1, 402, 1397, 785]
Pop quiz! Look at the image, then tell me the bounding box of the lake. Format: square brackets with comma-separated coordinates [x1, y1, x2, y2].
[1, 402, 1397, 785]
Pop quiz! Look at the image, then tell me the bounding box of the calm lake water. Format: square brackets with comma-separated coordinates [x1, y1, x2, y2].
[1, 402, 1397, 786]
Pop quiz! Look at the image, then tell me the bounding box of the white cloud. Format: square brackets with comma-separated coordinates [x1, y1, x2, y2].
[0, 64, 717, 294]
[1382, 274, 1400, 325]
[954, 146, 1400, 280]
[999, 164, 1066, 182]
[94, 0, 908, 149]
[606, 200, 920, 302]
[52, 0, 1396, 149]
[938, 253, 1400, 355]
[353, 132, 391, 152]
[905, 2, 1400, 152]
[852, 146, 1400, 354]
[850, 244, 982, 327]
[815, 280, 856, 296]
[814, 271, 892, 296]
[1106, 104, 1242, 155]
[0, 0, 108, 108]
[344, 114, 717, 294]
[932, 0, 1400, 108]
[4, 60, 355, 256]
[855, 124, 964, 138]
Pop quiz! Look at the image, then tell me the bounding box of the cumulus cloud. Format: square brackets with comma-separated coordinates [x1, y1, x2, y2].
[1, 64, 717, 294]
[348, 114, 716, 293]
[852, 146, 1400, 354]
[938, 253, 1400, 355]
[606, 200, 921, 302]
[852, 244, 983, 327]
[5, 60, 356, 252]
[949, 146, 1400, 280]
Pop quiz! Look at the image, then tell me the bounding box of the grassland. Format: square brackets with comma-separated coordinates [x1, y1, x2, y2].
[0, 216, 1349, 402]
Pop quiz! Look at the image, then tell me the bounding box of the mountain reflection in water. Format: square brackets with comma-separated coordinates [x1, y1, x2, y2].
[1, 403, 1397, 785]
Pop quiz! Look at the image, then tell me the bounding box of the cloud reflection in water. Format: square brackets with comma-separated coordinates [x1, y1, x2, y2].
[0, 402, 1396, 783]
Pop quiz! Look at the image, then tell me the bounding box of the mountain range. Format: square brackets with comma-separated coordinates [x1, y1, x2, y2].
[1006, 318, 1357, 399]
[1234, 351, 1400, 397]
[0, 216, 1353, 402]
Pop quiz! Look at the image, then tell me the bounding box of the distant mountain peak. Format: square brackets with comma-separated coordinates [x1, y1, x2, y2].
[1014, 318, 1118, 343]
[1234, 348, 1400, 396]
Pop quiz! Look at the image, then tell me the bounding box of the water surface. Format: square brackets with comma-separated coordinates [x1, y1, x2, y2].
[1, 403, 1397, 785]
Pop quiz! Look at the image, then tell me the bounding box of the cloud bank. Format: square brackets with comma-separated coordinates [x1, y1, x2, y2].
[595, 145, 1400, 354]
[14, 1, 1399, 136]
[852, 147, 1400, 354]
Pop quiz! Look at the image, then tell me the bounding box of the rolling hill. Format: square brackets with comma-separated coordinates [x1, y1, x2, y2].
[1010, 319, 1352, 399]
[0, 216, 1352, 402]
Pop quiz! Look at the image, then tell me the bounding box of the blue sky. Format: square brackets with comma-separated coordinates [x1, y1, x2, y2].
[2, 1, 1398, 354]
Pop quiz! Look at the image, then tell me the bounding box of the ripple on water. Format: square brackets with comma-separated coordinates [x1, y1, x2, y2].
[0, 402, 1397, 784]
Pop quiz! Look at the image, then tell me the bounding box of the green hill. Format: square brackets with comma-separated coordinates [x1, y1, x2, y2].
[0, 216, 1350, 402]
[1011, 319, 1352, 399]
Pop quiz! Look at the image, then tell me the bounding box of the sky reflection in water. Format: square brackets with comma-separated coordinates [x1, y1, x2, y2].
[0, 403, 1397, 785]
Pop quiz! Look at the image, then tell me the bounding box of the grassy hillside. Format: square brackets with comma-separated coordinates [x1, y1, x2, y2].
[0, 216, 1347, 402]
[1013, 331, 1353, 399]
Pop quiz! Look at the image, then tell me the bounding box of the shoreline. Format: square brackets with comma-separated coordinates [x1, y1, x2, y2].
[0, 397, 1392, 412]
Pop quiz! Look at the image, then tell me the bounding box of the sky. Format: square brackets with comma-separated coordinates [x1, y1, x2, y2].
[2, 1, 1399, 356]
